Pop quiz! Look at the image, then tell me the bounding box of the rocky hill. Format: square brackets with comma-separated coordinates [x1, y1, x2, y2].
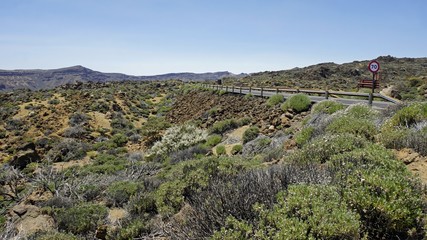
[0, 65, 244, 91]
[224, 56, 427, 100]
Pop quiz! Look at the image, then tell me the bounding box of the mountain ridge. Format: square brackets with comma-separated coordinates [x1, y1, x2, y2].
[0, 66, 245, 91]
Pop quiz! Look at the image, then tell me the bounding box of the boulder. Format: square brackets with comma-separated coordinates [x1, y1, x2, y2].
[380, 85, 402, 100]
[10, 150, 41, 170]
[10, 204, 55, 236]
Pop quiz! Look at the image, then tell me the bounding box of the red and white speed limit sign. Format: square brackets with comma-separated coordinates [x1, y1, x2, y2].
[368, 60, 380, 73]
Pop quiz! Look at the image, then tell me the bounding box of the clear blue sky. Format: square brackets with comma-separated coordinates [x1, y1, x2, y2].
[1, 0, 426, 75]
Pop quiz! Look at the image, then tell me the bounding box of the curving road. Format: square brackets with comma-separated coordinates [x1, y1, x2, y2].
[204, 85, 397, 109]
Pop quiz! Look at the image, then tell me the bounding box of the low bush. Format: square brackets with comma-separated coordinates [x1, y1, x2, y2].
[290, 134, 366, 164]
[111, 133, 128, 147]
[205, 134, 222, 147]
[385, 102, 427, 128]
[231, 144, 243, 155]
[326, 116, 377, 140]
[169, 145, 208, 164]
[113, 219, 149, 240]
[63, 126, 87, 138]
[106, 181, 143, 207]
[330, 145, 425, 239]
[45, 138, 89, 162]
[281, 94, 311, 113]
[170, 165, 332, 239]
[342, 103, 378, 120]
[216, 145, 226, 155]
[82, 153, 127, 174]
[149, 124, 208, 156]
[294, 126, 314, 147]
[242, 126, 259, 144]
[209, 119, 239, 135]
[214, 184, 360, 240]
[267, 94, 284, 107]
[68, 112, 89, 127]
[127, 192, 157, 216]
[156, 157, 262, 216]
[311, 100, 345, 114]
[54, 203, 108, 235]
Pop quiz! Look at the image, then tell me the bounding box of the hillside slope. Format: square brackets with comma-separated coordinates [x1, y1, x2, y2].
[226, 56, 427, 100]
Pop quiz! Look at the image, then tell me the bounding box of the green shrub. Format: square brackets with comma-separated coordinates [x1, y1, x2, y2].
[242, 126, 259, 143]
[281, 94, 311, 113]
[294, 126, 314, 147]
[267, 94, 284, 107]
[214, 184, 361, 240]
[385, 102, 427, 128]
[127, 193, 157, 216]
[237, 117, 251, 126]
[115, 219, 149, 240]
[330, 145, 424, 239]
[155, 157, 262, 216]
[111, 133, 128, 147]
[326, 116, 377, 140]
[231, 145, 243, 155]
[216, 145, 226, 155]
[244, 93, 254, 99]
[55, 203, 108, 235]
[210, 119, 239, 135]
[290, 134, 366, 164]
[205, 134, 222, 147]
[83, 154, 126, 174]
[106, 181, 142, 207]
[343, 103, 378, 120]
[311, 100, 345, 114]
[378, 128, 410, 149]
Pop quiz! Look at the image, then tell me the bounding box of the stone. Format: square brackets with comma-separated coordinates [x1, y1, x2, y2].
[285, 112, 294, 119]
[10, 150, 41, 170]
[12, 205, 28, 218]
[26, 189, 54, 205]
[395, 148, 421, 164]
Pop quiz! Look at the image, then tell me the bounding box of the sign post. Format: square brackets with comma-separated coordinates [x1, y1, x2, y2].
[368, 60, 380, 105]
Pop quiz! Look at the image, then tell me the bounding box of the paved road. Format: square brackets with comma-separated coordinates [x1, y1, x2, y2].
[212, 86, 395, 109]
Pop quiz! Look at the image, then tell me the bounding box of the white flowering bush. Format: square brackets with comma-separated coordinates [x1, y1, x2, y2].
[149, 124, 208, 156]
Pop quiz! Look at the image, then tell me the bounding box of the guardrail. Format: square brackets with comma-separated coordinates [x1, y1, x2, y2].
[200, 84, 401, 105]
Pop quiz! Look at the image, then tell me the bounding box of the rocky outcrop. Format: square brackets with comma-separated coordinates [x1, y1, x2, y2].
[9, 204, 54, 236]
[9, 143, 41, 169]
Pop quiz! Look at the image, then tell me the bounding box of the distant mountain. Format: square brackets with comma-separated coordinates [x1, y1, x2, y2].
[0, 65, 245, 91]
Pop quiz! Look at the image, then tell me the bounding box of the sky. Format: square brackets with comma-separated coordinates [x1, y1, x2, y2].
[1, 0, 426, 75]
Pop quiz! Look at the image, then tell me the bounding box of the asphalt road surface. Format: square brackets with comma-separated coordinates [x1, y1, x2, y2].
[218, 87, 395, 110]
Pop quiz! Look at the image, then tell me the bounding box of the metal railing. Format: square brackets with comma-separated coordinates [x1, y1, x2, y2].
[200, 84, 401, 105]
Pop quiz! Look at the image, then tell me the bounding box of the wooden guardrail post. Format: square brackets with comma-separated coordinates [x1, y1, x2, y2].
[232, 86, 234, 93]
[368, 93, 373, 105]
[261, 87, 264, 97]
[226, 86, 228, 92]
[276, 88, 279, 94]
[325, 90, 329, 99]
[239, 87, 242, 94]
[249, 86, 252, 93]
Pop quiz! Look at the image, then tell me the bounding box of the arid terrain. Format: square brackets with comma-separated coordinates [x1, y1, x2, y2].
[1, 57, 427, 239]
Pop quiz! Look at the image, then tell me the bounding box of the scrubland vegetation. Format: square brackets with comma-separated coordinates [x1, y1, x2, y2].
[0, 81, 427, 239]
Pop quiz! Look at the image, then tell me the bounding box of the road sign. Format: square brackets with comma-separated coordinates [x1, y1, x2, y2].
[368, 60, 380, 73]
